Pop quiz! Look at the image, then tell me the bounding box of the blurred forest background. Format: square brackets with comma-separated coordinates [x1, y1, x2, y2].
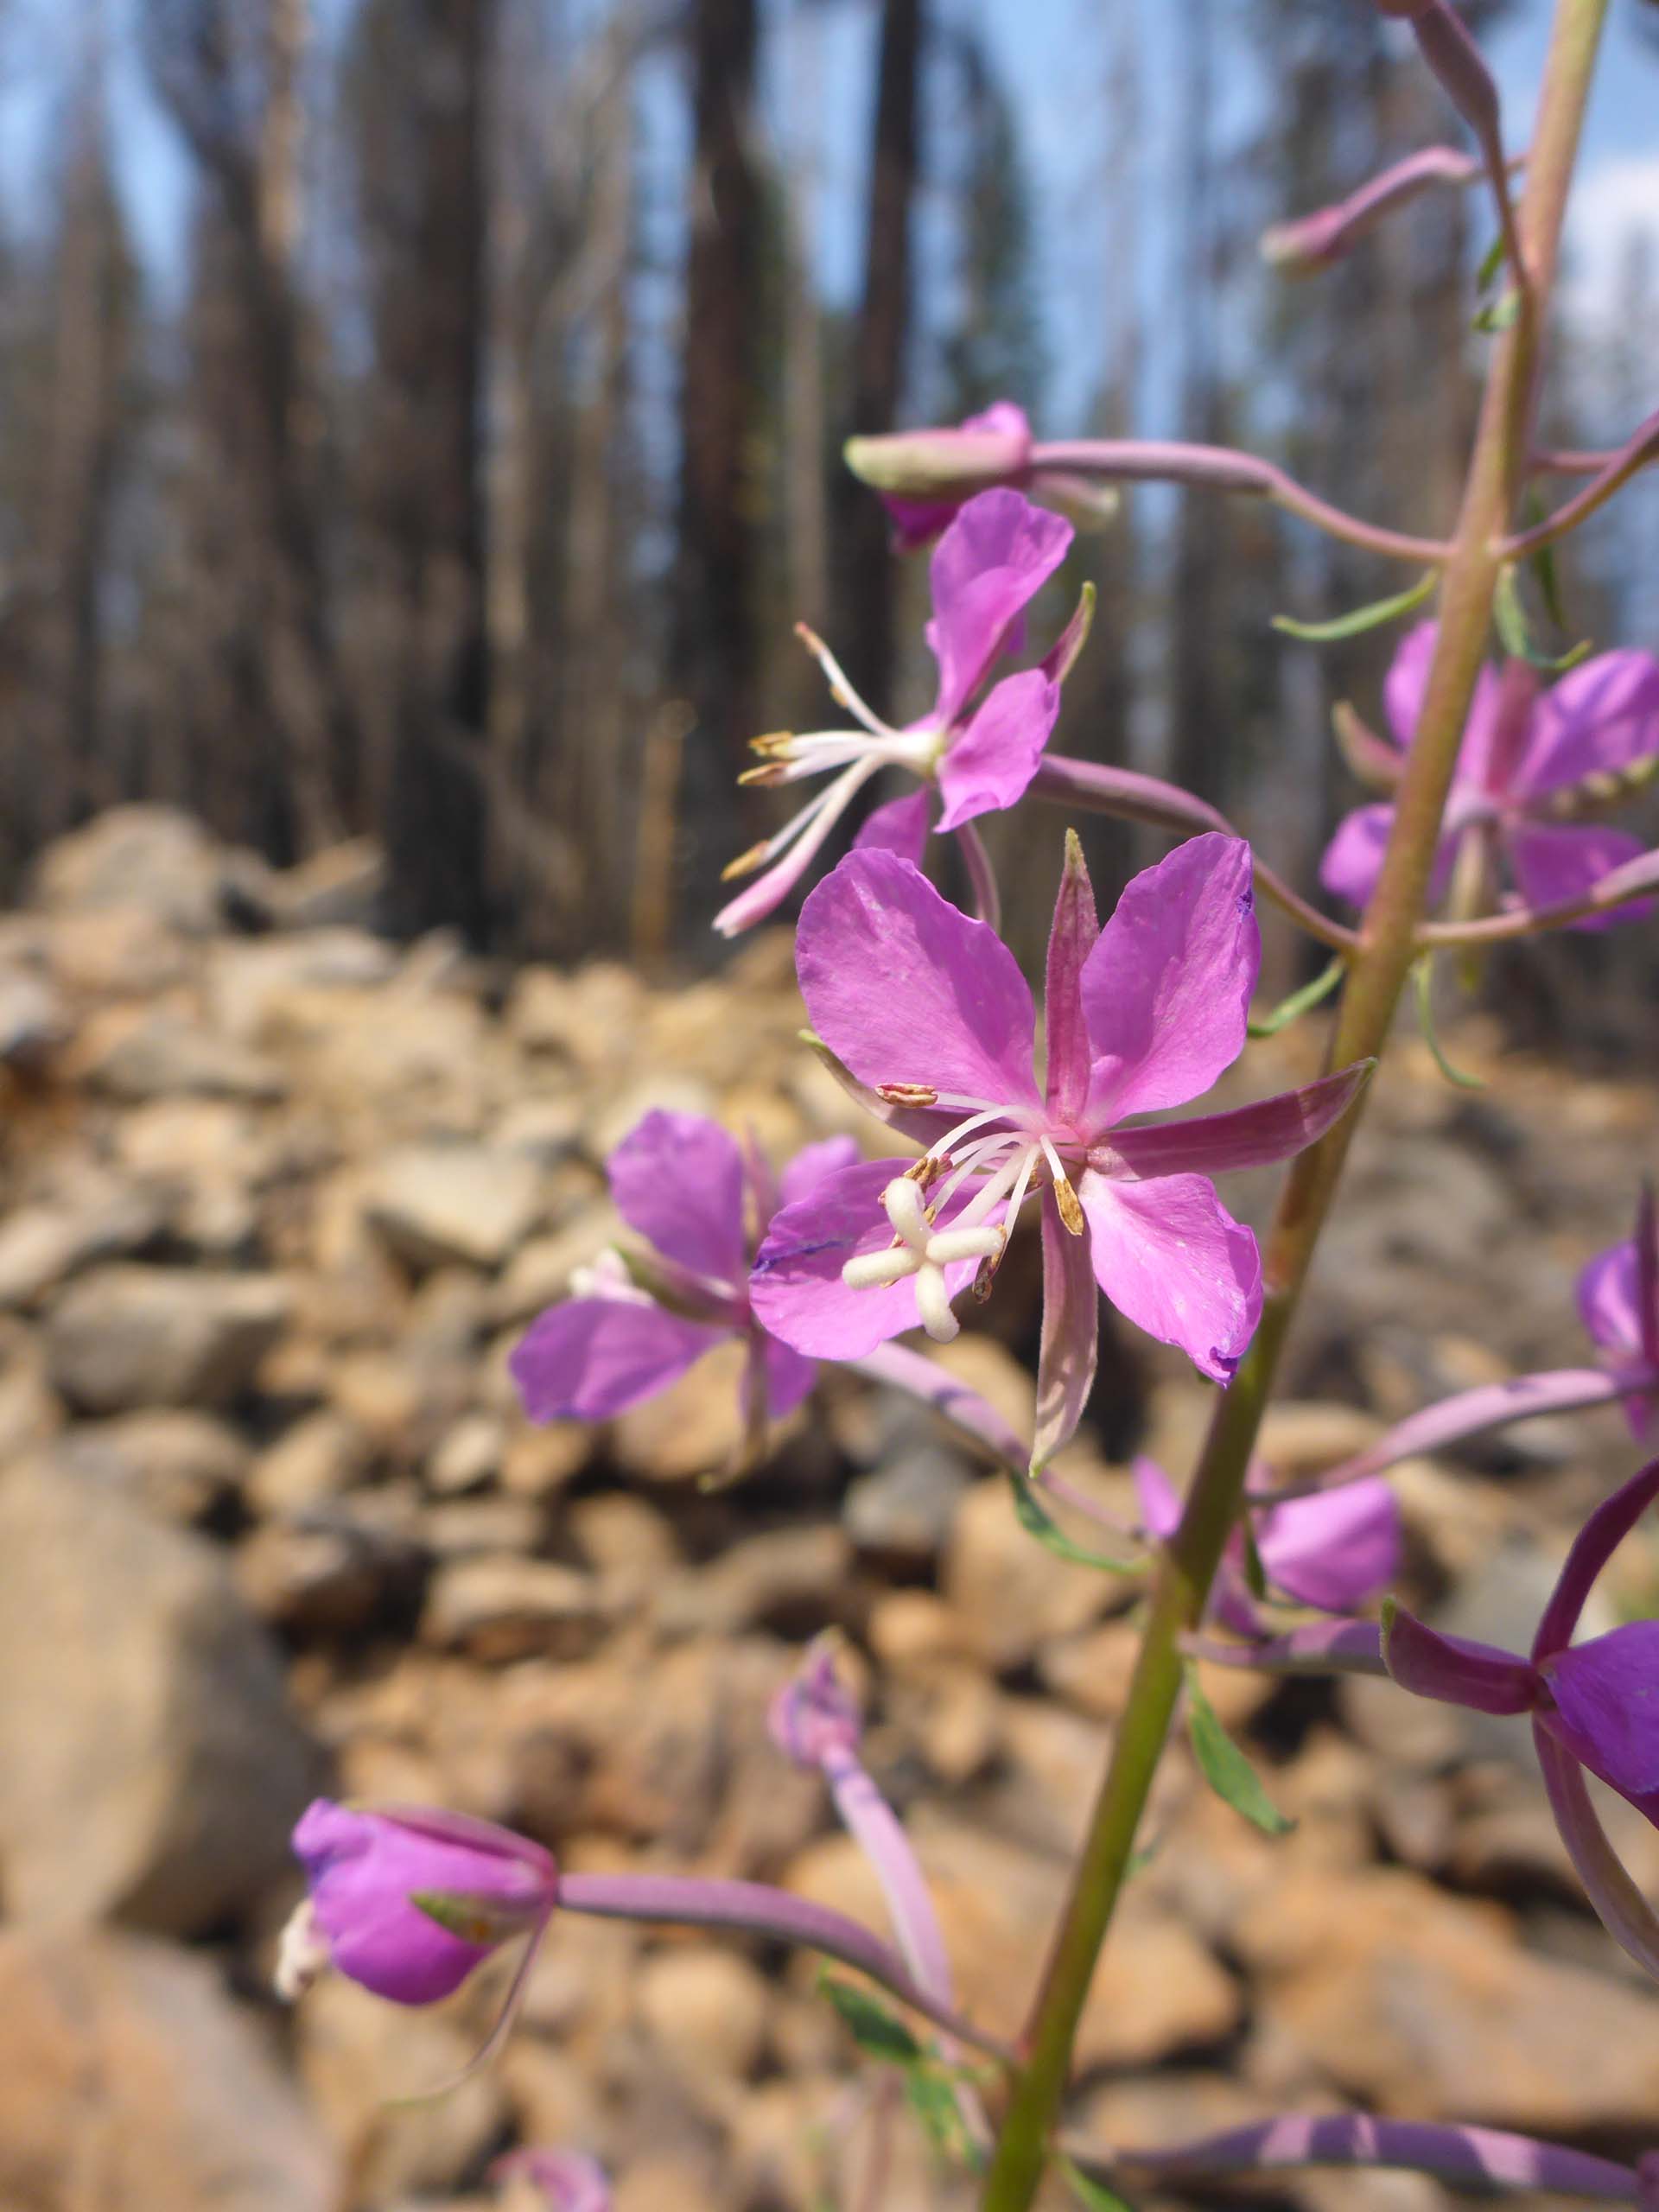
[0, 0, 1656, 1002]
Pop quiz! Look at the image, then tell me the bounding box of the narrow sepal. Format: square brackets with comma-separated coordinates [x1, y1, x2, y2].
[1382, 1599, 1537, 1713]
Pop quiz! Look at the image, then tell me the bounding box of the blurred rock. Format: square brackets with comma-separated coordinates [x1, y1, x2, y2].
[55, 1408, 251, 1523]
[0, 1190, 166, 1309]
[941, 1476, 1110, 1670]
[30, 805, 266, 935]
[842, 1440, 971, 1561]
[423, 1555, 614, 1662]
[47, 1266, 291, 1413]
[0, 1455, 319, 1934]
[0, 1926, 338, 2210]
[69, 1007, 288, 1103]
[365, 1142, 544, 1271]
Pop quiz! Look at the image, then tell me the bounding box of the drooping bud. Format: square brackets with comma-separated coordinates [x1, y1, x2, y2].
[769, 1636, 863, 1768]
[844, 405, 1032, 505]
[285, 1799, 556, 2007]
[491, 2149, 613, 2212]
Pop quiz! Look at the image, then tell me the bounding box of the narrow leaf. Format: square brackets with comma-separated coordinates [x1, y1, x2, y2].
[1493, 565, 1592, 674]
[1184, 1662, 1294, 1835]
[1520, 488, 1569, 631]
[1473, 289, 1520, 334]
[818, 1975, 924, 2064]
[1059, 2156, 1138, 2212]
[1007, 1469, 1141, 1574]
[1412, 957, 1484, 1090]
[1248, 955, 1345, 1038]
[905, 2068, 982, 2171]
[1271, 568, 1437, 644]
[1474, 232, 1505, 293]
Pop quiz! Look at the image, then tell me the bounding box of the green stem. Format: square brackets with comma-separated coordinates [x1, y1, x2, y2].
[976, 5, 1609, 2204]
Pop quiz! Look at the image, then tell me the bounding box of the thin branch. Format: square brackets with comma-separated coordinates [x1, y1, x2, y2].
[1411, 0, 1532, 312]
[1501, 405, 1659, 558]
[1417, 842, 1659, 944]
[1030, 441, 1450, 565]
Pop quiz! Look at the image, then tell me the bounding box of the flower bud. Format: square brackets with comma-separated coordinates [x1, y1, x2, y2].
[283, 1799, 556, 2006]
[768, 1637, 862, 1768]
[845, 402, 1031, 514]
[491, 2149, 612, 2212]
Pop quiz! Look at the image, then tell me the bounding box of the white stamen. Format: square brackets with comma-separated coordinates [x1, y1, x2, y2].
[797, 626, 897, 741]
[275, 1899, 331, 2002]
[914, 1266, 961, 1341]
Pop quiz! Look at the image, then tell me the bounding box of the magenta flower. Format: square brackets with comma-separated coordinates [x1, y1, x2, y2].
[1321, 624, 1659, 928]
[490, 2150, 611, 2212]
[1580, 1187, 1659, 1442]
[1135, 1456, 1399, 1636]
[1382, 1457, 1659, 1974]
[715, 488, 1081, 935]
[750, 832, 1370, 1465]
[279, 1800, 556, 2008]
[510, 1112, 856, 1448]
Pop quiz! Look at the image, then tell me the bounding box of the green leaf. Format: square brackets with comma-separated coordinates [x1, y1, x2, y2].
[1412, 957, 1485, 1090]
[1238, 1516, 1268, 1602]
[1058, 2155, 1138, 2211]
[1474, 288, 1521, 334]
[1520, 488, 1570, 632]
[1007, 1469, 1142, 1574]
[818, 1976, 923, 2064]
[905, 2068, 983, 2171]
[1494, 565, 1593, 673]
[1248, 955, 1346, 1038]
[1271, 568, 1438, 643]
[1474, 232, 1506, 294]
[1184, 1661, 1294, 1835]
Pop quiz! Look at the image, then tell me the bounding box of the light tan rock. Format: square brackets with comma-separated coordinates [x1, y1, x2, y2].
[0, 1926, 337, 2210]
[941, 1476, 1110, 1670]
[636, 1944, 771, 2086]
[365, 1141, 545, 1271]
[0, 1455, 317, 1934]
[423, 1555, 614, 1662]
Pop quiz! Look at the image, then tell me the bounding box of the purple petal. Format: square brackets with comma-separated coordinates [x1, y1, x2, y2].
[1382, 1605, 1537, 1714]
[853, 785, 933, 866]
[293, 1799, 551, 2006]
[1516, 650, 1659, 793]
[1580, 1238, 1643, 1360]
[770, 1641, 863, 1766]
[823, 1750, 957, 2008]
[778, 1135, 863, 1215]
[1079, 835, 1260, 1124]
[926, 489, 1072, 728]
[1533, 1456, 1659, 1662]
[491, 2150, 613, 2212]
[1133, 1455, 1181, 1541]
[1078, 1169, 1262, 1382]
[936, 668, 1060, 830]
[1534, 1720, 1659, 1981]
[510, 1297, 724, 1422]
[1319, 804, 1395, 910]
[749, 1158, 993, 1359]
[1383, 621, 1439, 747]
[607, 1112, 747, 1285]
[762, 1330, 818, 1419]
[1508, 823, 1655, 931]
[1108, 1064, 1370, 1179]
[884, 497, 966, 551]
[1032, 1189, 1098, 1471]
[795, 849, 1039, 1109]
[1043, 830, 1101, 1124]
[1255, 1477, 1400, 1612]
[1538, 1621, 1659, 1808]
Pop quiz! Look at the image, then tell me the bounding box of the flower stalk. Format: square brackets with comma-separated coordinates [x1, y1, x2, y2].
[975, 2, 1611, 2201]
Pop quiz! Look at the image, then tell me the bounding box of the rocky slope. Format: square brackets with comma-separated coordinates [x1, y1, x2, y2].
[0, 805, 1654, 2212]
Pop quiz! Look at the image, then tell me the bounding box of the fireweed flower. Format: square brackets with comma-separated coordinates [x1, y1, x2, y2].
[1383, 1456, 1659, 1974]
[1135, 1457, 1399, 1636]
[751, 832, 1370, 1465]
[509, 1112, 856, 1455]
[1322, 623, 1659, 928]
[490, 2150, 612, 2212]
[1580, 1188, 1659, 1443]
[715, 488, 1082, 936]
[277, 1800, 556, 2009]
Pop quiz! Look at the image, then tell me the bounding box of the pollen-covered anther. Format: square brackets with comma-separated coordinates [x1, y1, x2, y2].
[1052, 1172, 1085, 1235]
[877, 1082, 940, 1107]
[748, 731, 797, 757]
[738, 763, 790, 788]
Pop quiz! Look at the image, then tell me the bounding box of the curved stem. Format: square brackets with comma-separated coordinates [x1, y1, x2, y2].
[1028, 754, 1360, 953]
[557, 1871, 1014, 2063]
[955, 818, 1001, 933]
[1068, 2114, 1642, 2202]
[1501, 404, 1659, 558]
[976, 5, 1610, 2202]
[1030, 440, 1450, 564]
[1418, 841, 1659, 943]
